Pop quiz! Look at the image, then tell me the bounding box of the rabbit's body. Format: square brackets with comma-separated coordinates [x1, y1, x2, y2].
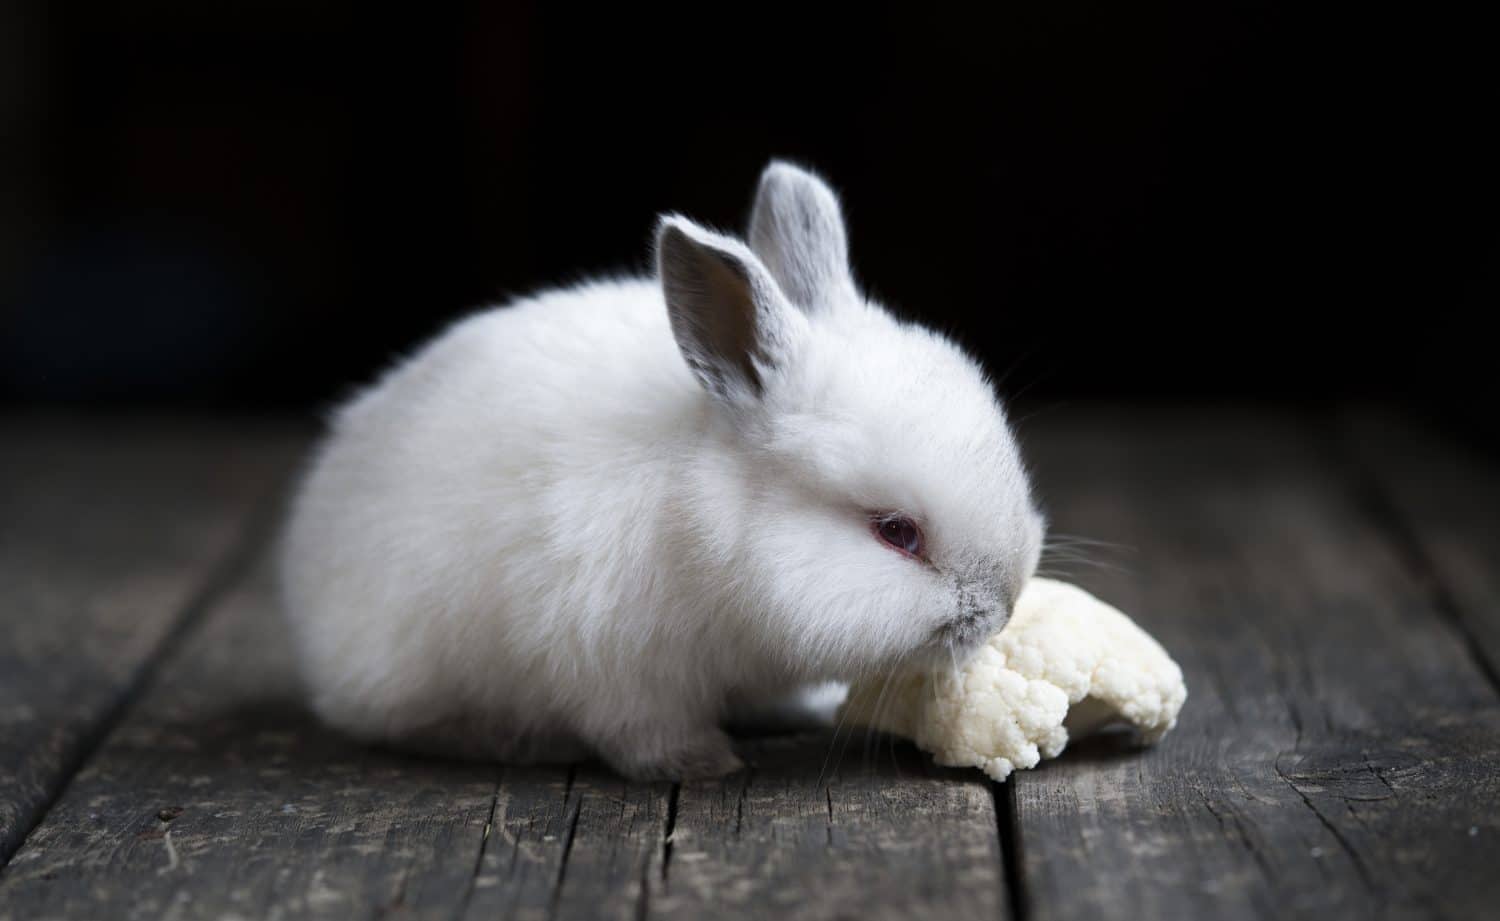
[280, 163, 1044, 778]
[282, 279, 809, 771]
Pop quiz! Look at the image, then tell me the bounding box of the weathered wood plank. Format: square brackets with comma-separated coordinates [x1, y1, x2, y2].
[1008, 409, 1500, 921]
[460, 765, 672, 921]
[0, 557, 504, 921]
[459, 765, 577, 921]
[548, 769, 672, 921]
[1342, 409, 1500, 688]
[0, 415, 303, 867]
[8, 408, 1496, 920]
[654, 732, 1006, 920]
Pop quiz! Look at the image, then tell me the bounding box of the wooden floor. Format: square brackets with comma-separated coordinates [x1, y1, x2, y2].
[1, 407, 1496, 920]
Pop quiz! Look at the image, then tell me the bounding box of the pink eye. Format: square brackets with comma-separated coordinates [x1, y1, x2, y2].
[873, 515, 924, 559]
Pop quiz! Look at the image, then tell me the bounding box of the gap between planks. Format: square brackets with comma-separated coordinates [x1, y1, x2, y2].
[1007, 406, 1500, 920]
[993, 780, 1029, 921]
[1326, 420, 1500, 696]
[0, 469, 294, 872]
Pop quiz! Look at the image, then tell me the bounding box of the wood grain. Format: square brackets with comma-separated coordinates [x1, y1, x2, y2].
[5, 409, 1497, 920]
[1007, 408, 1500, 921]
[461, 766, 672, 921]
[0, 559, 502, 921]
[1341, 409, 1500, 689]
[654, 732, 1007, 921]
[0, 416, 303, 867]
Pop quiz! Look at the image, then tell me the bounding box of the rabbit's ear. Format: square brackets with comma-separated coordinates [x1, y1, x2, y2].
[748, 160, 855, 313]
[657, 216, 802, 403]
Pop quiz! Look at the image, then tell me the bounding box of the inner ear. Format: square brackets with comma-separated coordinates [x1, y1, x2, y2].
[661, 232, 765, 394]
[657, 217, 798, 403]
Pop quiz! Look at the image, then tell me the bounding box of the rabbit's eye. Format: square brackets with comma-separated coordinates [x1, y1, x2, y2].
[873, 515, 924, 559]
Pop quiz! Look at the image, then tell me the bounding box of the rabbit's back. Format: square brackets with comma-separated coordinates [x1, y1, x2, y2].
[278, 277, 707, 742]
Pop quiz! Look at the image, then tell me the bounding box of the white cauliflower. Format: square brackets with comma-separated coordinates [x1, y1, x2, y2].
[841, 577, 1187, 781]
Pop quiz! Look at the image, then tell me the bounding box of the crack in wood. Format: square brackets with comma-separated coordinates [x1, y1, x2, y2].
[546, 766, 582, 921]
[660, 782, 680, 884]
[451, 766, 503, 921]
[1273, 757, 1377, 891]
[733, 768, 753, 838]
[1363, 754, 1397, 797]
[1193, 784, 1274, 881]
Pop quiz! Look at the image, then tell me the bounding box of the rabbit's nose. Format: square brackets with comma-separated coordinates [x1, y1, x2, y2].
[955, 579, 1006, 624]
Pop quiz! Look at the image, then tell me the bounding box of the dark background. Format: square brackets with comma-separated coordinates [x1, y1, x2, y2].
[2, 3, 1495, 438]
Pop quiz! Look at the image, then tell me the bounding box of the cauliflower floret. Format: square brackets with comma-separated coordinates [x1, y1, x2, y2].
[840, 577, 1187, 781]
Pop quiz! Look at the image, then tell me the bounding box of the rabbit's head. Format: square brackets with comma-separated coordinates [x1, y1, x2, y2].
[658, 162, 1044, 681]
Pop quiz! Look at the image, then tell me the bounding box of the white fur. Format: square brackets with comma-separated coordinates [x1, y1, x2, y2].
[278, 161, 1044, 779]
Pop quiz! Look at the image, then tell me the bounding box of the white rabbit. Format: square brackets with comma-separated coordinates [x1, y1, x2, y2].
[278, 161, 1045, 779]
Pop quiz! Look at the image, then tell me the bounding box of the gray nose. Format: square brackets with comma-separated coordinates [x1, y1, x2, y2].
[943, 580, 1010, 649]
[956, 578, 1008, 623]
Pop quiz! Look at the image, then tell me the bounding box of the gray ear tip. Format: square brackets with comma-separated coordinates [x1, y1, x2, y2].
[656, 215, 763, 290]
[762, 158, 806, 179]
[755, 161, 843, 225]
[654, 215, 695, 279]
[759, 159, 830, 192]
[654, 213, 692, 242]
[655, 214, 715, 265]
[656, 214, 749, 259]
